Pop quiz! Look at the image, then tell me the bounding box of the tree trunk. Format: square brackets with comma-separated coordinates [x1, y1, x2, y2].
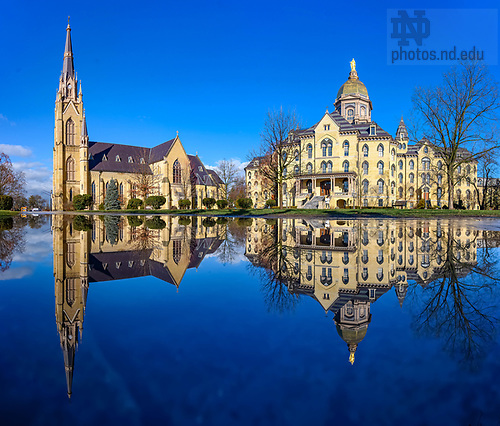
[447, 171, 454, 210]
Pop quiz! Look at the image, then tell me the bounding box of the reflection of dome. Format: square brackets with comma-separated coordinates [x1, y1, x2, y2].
[336, 78, 369, 99]
[336, 323, 369, 365]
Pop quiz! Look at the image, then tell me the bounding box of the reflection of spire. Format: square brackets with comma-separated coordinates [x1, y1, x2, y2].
[395, 283, 408, 308]
[61, 322, 78, 399]
[349, 344, 357, 365]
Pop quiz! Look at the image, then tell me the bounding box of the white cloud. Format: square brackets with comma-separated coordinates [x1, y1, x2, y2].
[13, 228, 53, 263]
[0, 114, 16, 127]
[0, 144, 32, 157]
[12, 161, 52, 194]
[0, 266, 32, 281]
[204, 158, 249, 177]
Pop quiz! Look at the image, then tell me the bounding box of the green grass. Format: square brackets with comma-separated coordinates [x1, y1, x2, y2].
[81, 207, 500, 219]
[0, 210, 19, 216]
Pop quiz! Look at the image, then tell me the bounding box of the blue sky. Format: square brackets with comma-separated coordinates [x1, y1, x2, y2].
[0, 0, 498, 195]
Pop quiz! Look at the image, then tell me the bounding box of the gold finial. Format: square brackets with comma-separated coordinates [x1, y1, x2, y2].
[176, 130, 179, 136]
[350, 58, 356, 72]
[349, 351, 355, 365]
[67, 16, 70, 28]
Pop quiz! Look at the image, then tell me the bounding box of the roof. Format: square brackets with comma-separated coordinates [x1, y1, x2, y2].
[336, 76, 369, 99]
[188, 155, 215, 186]
[149, 138, 176, 163]
[88, 142, 152, 174]
[207, 169, 223, 185]
[62, 24, 74, 80]
[353, 122, 391, 137]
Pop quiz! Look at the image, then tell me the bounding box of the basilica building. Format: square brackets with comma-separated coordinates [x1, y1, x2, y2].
[246, 60, 478, 209]
[52, 23, 221, 211]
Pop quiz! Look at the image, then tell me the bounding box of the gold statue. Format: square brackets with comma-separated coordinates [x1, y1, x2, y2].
[350, 58, 356, 72]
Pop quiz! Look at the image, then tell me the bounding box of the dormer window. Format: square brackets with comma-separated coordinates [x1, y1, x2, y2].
[128, 156, 133, 163]
[370, 125, 376, 136]
[347, 109, 354, 119]
[88, 154, 93, 160]
[140, 158, 145, 164]
[198, 166, 203, 172]
[115, 155, 121, 162]
[103, 154, 108, 161]
[424, 146, 428, 153]
[324, 124, 330, 131]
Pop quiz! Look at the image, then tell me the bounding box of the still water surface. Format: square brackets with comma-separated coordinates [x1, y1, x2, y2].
[0, 214, 499, 425]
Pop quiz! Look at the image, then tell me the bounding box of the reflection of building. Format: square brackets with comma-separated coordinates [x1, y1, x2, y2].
[245, 218, 479, 363]
[52, 215, 224, 397]
[246, 60, 478, 209]
[52, 23, 221, 211]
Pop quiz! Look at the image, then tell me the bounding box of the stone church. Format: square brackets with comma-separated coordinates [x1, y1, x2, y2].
[52, 22, 221, 211]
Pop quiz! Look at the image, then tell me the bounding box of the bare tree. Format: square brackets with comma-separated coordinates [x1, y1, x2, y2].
[472, 151, 498, 210]
[411, 61, 500, 209]
[253, 107, 301, 208]
[228, 176, 246, 203]
[0, 153, 26, 198]
[214, 159, 240, 200]
[129, 149, 161, 205]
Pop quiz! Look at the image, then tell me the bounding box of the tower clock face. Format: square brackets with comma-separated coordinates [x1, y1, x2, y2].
[67, 84, 72, 90]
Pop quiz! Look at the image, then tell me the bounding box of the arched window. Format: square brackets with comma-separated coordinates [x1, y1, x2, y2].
[327, 142, 332, 157]
[466, 189, 471, 200]
[69, 188, 73, 201]
[409, 187, 414, 197]
[322, 142, 327, 157]
[321, 162, 327, 173]
[398, 173, 403, 184]
[391, 164, 395, 177]
[378, 161, 384, 175]
[424, 146, 428, 153]
[422, 158, 430, 170]
[327, 161, 332, 173]
[91, 181, 96, 201]
[457, 165, 462, 174]
[378, 144, 384, 157]
[437, 160, 442, 170]
[391, 149, 395, 160]
[409, 160, 414, 170]
[343, 141, 349, 156]
[248, 172, 252, 179]
[391, 181, 395, 195]
[343, 161, 349, 172]
[398, 186, 403, 198]
[294, 150, 299, 161]
[362, 145, 369, 157]
[409, 173, 414, 183]
[347, 108, 354, 119]
[294, 165, 299, 174]
[66, 118, 75, 145]
[66, 278, 76, 307]
[378, 179, 384, 194]
[173, 159, 181, 183]
[362, 180, 369, 194]
[437, 187, 442, 199]
[398, 160, 403, 170]
[119, 183, 124, 198]
[307, 144, 313, 158]
[361, 106, 366, 116]
[456, 189, 462, 199]
[362, 161, 369, 175]
[306, 163, 312, 173]
[66, 156, 75, 181]
[264, 190, 268, 199]
[437, 174, 442, 185]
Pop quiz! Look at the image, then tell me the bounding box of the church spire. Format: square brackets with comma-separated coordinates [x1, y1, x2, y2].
[62, 17, 75, 81]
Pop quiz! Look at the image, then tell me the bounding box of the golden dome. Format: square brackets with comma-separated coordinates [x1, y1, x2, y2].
[336, 324, 368, 345]
[336, 78, 369, 99]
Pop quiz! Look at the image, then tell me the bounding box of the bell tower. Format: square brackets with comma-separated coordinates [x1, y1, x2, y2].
[53, 19, 89, 210]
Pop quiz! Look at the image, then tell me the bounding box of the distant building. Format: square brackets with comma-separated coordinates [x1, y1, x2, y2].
[52, 23, 221, 211]
[246, 60, 478, 209]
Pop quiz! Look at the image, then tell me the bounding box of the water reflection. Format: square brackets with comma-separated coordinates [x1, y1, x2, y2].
[47, 214, 500, 400]
[52, 214, 226, 398]
[245, 218, 500, 366]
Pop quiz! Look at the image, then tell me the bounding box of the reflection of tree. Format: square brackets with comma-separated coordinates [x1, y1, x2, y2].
[411, 226, 499, 365]
[103, 216, 121, 246]
[0, 216, 25, 272]
[248, 221, 299, 313]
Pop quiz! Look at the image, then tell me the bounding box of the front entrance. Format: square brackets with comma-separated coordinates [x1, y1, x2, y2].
[337, 199, 346, 208]
[320, 181, 331, 196]
[306, 179, 312, 194]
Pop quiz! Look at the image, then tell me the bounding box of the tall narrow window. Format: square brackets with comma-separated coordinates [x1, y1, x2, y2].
[362, 161, 369, 175]
[363, 145, 369, 157]
[378, 161, 384, 175]
[378, 144, 384, 157]
[343, 141, 349, 156]
[327, 161, 332, 173]
[307, 144, 312, 159]
[321, 162, 327, 173]
[66, 118, 75, 145]
[66, 157, 75, 181]
[343, 161, 349, 173]
[378, 179, 384, 194]
[322, 143, 327, 157]
[173, 240, 182, 264]
[91, 181, 96, 201]
[173, 159, 181, 184]
[66, 278, 76, 307]
[327, 142, 332, 156]
[363, 180, 369, 194]
[409, 160, 414, 170]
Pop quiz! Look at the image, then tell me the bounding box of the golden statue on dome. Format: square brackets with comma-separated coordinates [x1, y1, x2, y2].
[350, 58, 356, 72]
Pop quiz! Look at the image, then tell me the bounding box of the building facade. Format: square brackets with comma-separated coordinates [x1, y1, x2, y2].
[246, 60, 478, 209]
[52, 23, 221, 211]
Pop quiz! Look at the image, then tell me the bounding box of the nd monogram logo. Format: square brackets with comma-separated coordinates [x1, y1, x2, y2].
[391, 10, 430, 46]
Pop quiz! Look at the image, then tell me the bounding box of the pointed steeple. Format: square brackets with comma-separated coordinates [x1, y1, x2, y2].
[396, 116, 408, 141]
[81, 111, 88, 146]
[62, 18, 75, 81]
